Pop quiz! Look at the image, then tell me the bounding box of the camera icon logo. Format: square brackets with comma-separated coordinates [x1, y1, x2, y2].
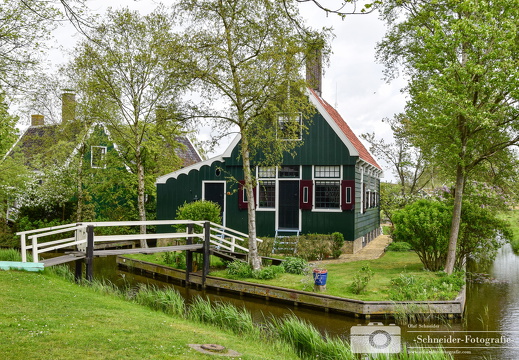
[350, 323, 401, 354]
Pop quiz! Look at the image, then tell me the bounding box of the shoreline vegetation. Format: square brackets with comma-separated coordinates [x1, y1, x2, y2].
[500, 210, 519, 254]
[0, 262, 453, 360]
[127, 250, 465, 302]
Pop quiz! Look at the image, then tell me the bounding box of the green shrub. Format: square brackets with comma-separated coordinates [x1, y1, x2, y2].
[349, 265, 374, 294]
[296, 234, 334, 261]
[252, 265, 284, 280]
[282, 257, 308, 275]
[392, 199, 452, 271]
[226, 259, 252, 278]
[393, 198, 511, 271]
[387, 241, 413, 252]
[162, 251, 186, 269]
[389, 271, 465, 301]
[331, 232, 344, 258]
[175, 200, 222, 232]
[261, 233, 346, 260]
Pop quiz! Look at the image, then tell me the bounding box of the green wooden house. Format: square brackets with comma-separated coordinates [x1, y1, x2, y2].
[156, 88, 383, 253]
[5, 92, 201, 223]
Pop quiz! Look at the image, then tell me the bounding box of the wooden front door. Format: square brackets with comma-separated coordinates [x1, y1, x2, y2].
[278, 180, 299, 230]
[204, 182, 225, 224]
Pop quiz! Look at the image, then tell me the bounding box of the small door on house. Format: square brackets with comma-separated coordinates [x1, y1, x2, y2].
[278, 180, 300, 230]
[204, 182, 225, 223]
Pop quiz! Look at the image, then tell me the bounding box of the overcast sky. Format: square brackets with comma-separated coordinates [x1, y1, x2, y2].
[44, 0, 406, 180]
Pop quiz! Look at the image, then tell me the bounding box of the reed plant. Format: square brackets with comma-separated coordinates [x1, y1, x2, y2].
[391, 303, 439, 326]
[86, 278, 123, 297]
[131, 284, 185, 317]
[268, 314, 354, 360]
[44, 264, 75, 282]
[187, 296, 257, 336]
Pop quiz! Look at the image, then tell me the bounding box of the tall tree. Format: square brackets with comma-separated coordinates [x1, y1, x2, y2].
[69, 7, 188, 246]
[363, 116, 436, 225]
[362, 115, 433, 195]
[291, 0, 378, 16]
[176, 0, 326, 269]
[0, 92, 28, 223]
[0, 0, 57, 90]
[0, 0, 91, 92]
[377, 0, 519, 273]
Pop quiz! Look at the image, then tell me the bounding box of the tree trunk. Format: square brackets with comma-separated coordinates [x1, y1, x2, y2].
[444, 164, 465, 274]
[136, 146, 148, 248]
[76, 144, 85, 222]
[241, 136, 261, 270]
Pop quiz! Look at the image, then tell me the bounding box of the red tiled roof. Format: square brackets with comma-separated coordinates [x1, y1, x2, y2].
[308, 88, 381, 170]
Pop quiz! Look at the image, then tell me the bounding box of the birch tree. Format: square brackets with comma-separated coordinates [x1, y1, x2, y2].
[377, 0, 519, 273]
[69, 7, 188, 246]
[176, 0, 326, 269]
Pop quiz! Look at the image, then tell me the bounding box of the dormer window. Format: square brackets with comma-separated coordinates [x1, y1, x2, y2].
[91, 146, 107, 168]
[278, 114, 302, 140]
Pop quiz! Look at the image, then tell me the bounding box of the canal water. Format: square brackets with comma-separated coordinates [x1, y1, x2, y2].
[86, 244, 519, 359]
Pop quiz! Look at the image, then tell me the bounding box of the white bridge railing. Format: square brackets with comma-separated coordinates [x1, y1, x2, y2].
[17, 220, 262, 263]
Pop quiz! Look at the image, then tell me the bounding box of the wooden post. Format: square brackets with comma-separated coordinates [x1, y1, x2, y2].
[32, 235, 39, 263]
[202, 221, 210, 288]
[85, 225, 94, 282]
[20, 234, 27, 263]
[186, 223, 193, 285]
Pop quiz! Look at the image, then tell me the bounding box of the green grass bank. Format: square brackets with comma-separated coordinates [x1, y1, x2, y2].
[0, 270, 298, 360]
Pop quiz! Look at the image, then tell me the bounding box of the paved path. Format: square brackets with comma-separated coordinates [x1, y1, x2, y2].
[321, 234, 392, 264]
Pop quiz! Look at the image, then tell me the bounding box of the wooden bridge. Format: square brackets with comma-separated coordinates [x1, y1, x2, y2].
[17, 220, 262, 286]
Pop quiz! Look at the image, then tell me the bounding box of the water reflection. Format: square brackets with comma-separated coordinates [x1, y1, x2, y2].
[77, 244, 519, 359]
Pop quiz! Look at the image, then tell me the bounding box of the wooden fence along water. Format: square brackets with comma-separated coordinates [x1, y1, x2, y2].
[16, 220, 260, 286]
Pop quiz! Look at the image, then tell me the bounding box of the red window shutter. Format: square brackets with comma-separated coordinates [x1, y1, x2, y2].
[300, 180, 313, 210]
[341, 180, 355, 210]
[238, 180, 257, 209]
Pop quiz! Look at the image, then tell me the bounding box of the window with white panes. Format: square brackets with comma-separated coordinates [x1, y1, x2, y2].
[314, 165, 341, 210]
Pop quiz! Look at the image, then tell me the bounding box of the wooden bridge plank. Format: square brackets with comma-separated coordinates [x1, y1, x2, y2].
[92, 244, 203, 256]
[41, 254, 86, 267]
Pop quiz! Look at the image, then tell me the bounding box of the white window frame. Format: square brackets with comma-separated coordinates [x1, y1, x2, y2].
[91, 146, 107, 169]
[256, 166, 277, 211]
[312, 165, 342, 212]
[277, 113, 303, 141]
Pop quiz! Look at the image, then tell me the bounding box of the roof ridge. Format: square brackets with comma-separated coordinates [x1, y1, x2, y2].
[308, 88, 381, 170]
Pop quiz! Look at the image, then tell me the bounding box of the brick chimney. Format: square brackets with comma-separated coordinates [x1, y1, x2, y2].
[61, 91, 76, 123]
[31, 114, 44, 126]
[306, 47, 322, 97]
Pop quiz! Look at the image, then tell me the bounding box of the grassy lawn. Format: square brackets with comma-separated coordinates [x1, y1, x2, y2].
[499, 210, 519, 253]
[211, 251, 462, 301]
[0, 270, 299, 360]
[129, 250, 462, 301]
